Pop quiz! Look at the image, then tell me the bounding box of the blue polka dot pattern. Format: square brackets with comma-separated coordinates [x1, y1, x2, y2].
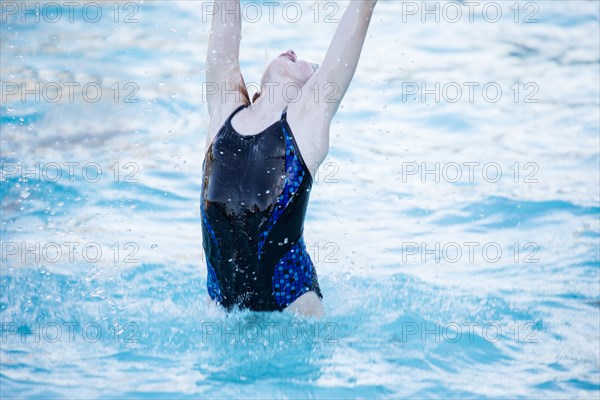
[257, 123, 305, 258]
[206, 259, 222, 303]
[272, 237, 314, 307]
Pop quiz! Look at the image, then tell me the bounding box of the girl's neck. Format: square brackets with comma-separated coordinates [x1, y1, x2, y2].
[250, 90, 289, 117]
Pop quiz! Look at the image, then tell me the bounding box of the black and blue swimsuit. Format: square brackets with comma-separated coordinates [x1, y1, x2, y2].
[201, 105, 322, 311]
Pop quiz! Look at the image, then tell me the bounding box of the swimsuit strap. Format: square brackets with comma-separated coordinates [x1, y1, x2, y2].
[207, 104, 250, 150]
[228, 104, 249, 123]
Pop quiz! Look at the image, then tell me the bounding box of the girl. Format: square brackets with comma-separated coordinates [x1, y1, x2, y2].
[202, 0, 377, 317]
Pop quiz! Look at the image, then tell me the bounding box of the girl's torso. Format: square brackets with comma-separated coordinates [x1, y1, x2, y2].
[201, 105, 322, 311]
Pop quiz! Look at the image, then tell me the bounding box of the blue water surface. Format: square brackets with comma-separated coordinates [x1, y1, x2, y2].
[1, 1, 599, 398]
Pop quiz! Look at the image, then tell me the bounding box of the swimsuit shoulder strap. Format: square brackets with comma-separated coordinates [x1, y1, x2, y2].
[220, 103, 250, 135]
[227, 104, 249, 124]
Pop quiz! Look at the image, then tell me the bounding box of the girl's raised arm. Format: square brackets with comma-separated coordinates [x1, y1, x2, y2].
[294, 0, 377, 121]
[205, 0, 249, 142]
[288, 0, 377, 168]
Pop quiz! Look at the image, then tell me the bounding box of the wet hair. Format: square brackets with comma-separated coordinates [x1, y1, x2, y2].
[252, 91, 261, 103]
[237, 75, 251, 105]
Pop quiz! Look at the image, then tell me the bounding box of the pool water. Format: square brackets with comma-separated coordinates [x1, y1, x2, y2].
[1, 1, 599, 398]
